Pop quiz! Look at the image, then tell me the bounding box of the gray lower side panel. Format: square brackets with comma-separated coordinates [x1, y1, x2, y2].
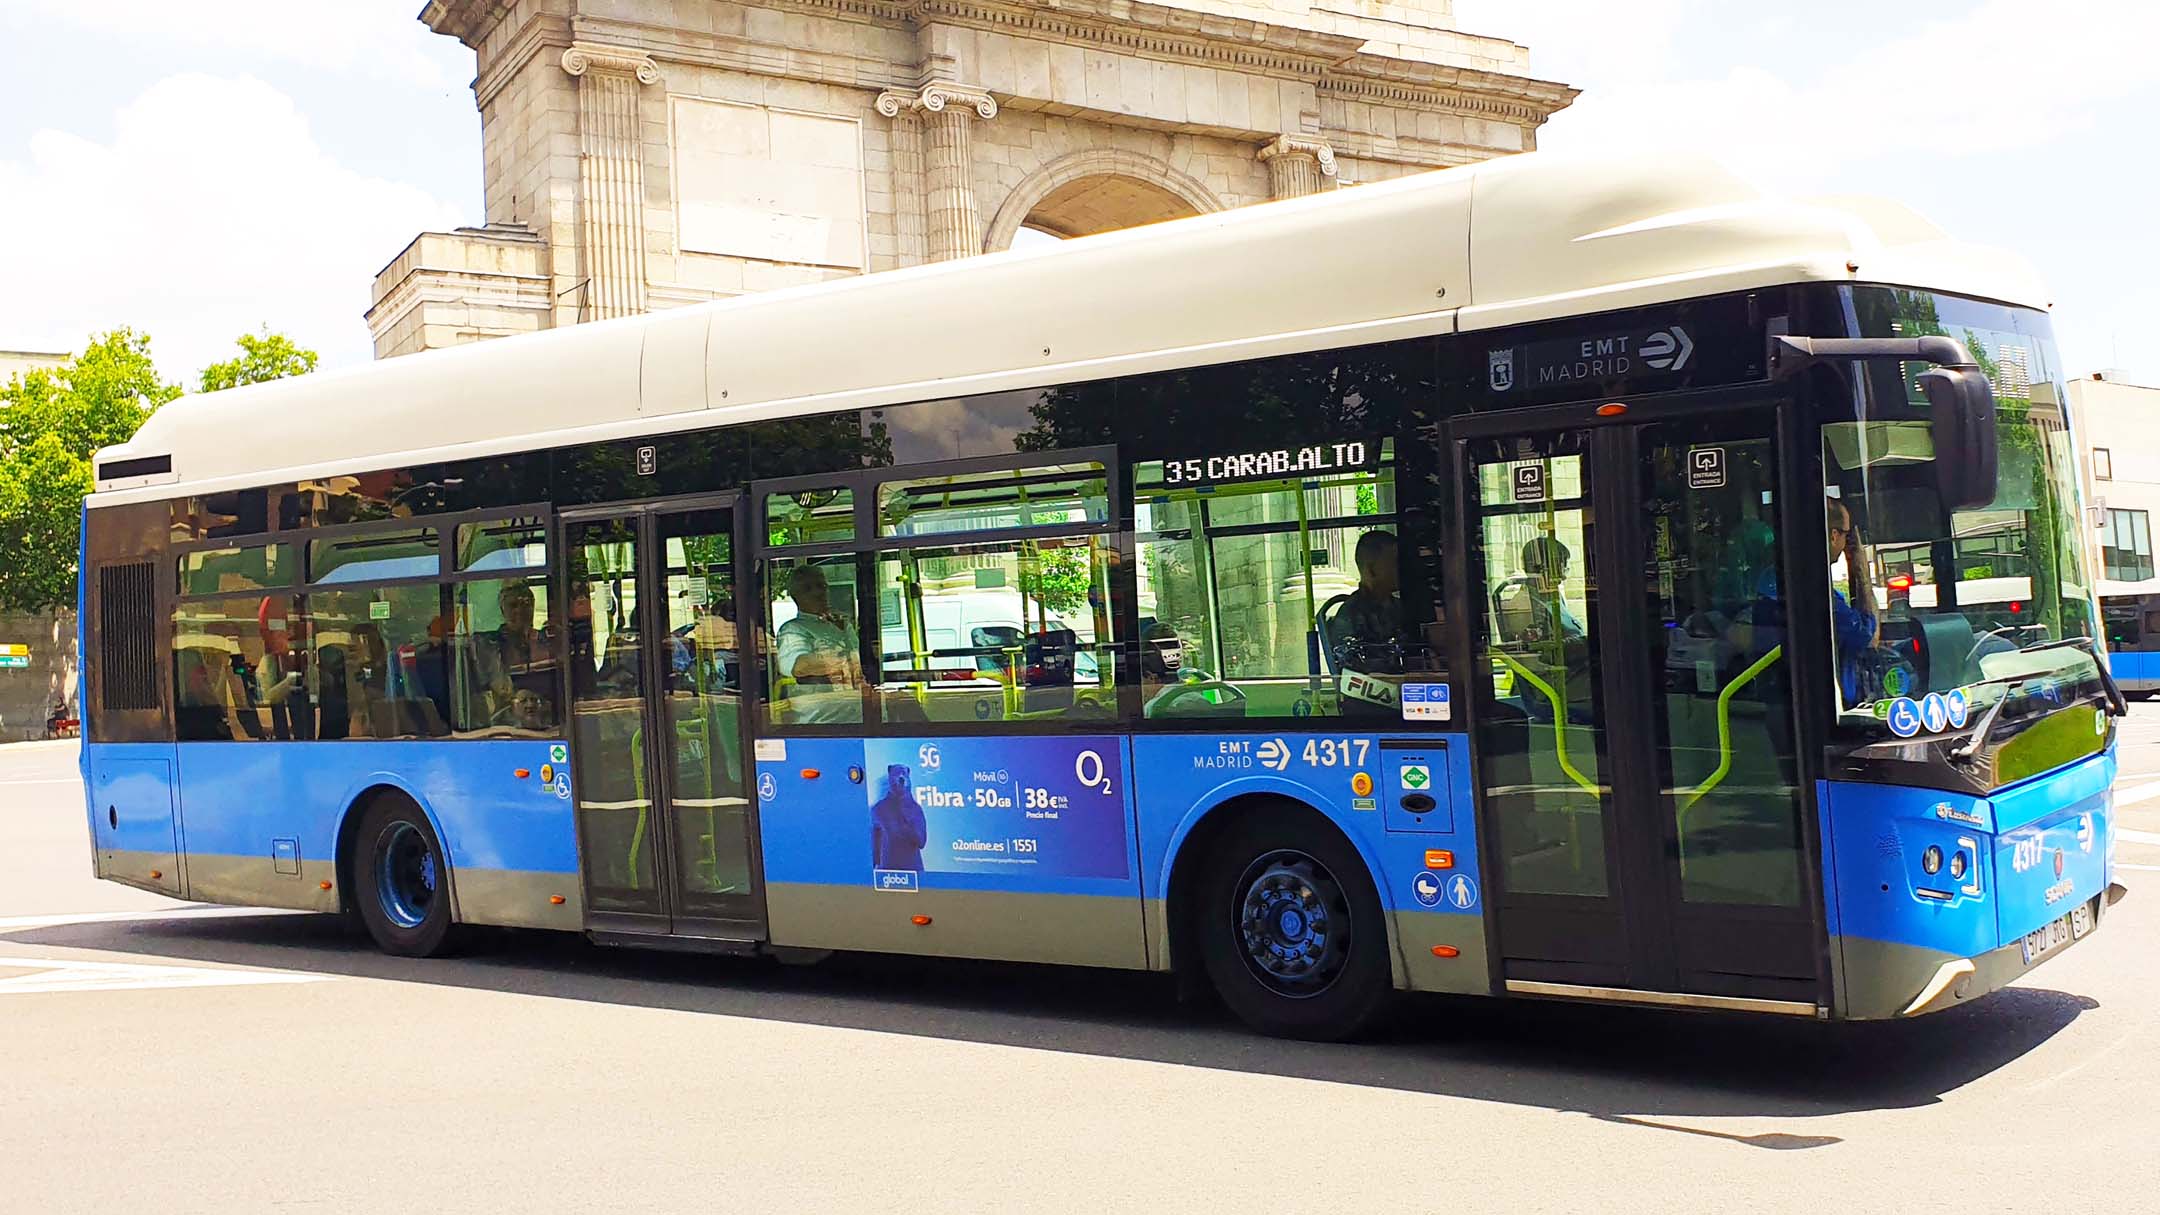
[150, 851, 583, 931]
[1391, 909, 1493, 995]
[1835, 913, 2104, 1019]
[183, 853, 339, 913]
[96, 848, 186, 899]
[767, 883, 1148, 970]
[455, 868, 583, 930]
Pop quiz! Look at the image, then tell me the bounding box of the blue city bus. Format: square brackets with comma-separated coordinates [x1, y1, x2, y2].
[2101, 586, 2160, 697]
[78, 156, 2123, 1038]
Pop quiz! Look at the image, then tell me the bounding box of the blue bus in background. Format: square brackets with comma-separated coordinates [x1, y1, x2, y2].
[2102, 586, 2160, 698]
[77, 156, 2124, 1039]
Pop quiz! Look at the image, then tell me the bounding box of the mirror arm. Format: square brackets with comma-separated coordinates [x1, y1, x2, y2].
[1769, 335, 1981, 377]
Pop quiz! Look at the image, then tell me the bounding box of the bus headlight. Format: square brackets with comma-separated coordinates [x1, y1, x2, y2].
[1949, 850, 1968, 881]
[1922, 845, 1943, 875]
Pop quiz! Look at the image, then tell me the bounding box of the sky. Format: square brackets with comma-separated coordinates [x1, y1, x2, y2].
[0, 0, 2154, 387]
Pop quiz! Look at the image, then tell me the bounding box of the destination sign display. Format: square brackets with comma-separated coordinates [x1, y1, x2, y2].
[1160, 441, 1372, 488]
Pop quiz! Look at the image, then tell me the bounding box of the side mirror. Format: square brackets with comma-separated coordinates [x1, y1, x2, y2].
[1918, 366, 1998, 511]
[1772, 334, 2001, 511]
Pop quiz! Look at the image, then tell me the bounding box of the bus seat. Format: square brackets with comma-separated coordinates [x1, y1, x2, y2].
[1315, 595, 1351, 673]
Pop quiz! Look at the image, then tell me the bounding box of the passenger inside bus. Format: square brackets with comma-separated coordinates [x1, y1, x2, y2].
[776, 563, 863, 723]
[1825, 496, 1880, 705]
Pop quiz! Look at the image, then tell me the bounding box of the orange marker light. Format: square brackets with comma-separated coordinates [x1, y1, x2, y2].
[1431, 945, 1461, 958]
[911, 914, 933, 926]
[148, 869, 162, 880]
[514, 769, 530, 779]
[319, 880, 333, 891]
[1596, 402, 1629, 417]
[549, 895, 567, 905]
[1350, 772, 1374, 797]
[1425, 850, 1454, 869]
[801, 768, 822, 780]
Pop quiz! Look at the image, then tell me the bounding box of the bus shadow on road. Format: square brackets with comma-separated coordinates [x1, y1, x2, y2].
[10, 911, 2096, 1137]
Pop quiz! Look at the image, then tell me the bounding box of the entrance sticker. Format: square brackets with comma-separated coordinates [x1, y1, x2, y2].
[1402, 682, 1451, 722]
[1687, 447, 1726, 489]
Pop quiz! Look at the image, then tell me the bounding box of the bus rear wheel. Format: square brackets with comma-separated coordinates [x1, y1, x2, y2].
[1195, 806, 1392, 1041]
[353, 797, 457, 958]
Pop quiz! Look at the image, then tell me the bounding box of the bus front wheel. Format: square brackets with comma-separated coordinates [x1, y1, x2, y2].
[353, 797, 457, 958]
[1196, 806, 1392, 1041]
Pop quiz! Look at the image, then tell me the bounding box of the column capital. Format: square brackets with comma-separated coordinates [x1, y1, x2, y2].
[877, 82, 999, 121]
[560, 41, 660, 85]
[1258, 135, 1338, 179]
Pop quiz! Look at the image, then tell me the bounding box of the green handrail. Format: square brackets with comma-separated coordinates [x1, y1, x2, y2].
[1493, 651, 1599, 796]
[1679, 644, 1784, 813]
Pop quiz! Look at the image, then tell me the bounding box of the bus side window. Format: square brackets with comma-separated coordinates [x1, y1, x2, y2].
[1134, 442, 1439, 721]
[763, 555, 865, 727]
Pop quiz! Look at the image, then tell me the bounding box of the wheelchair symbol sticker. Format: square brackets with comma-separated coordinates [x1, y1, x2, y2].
[757, 772, 778, 801]
[1887, 697, 1922, 738]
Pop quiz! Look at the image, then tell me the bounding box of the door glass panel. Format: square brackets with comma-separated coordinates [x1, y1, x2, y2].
[1469, 434, 1611, 898]
[657, 510, 756, 919]
[567, 517, 661, 914]
[1638, 424, 1802, 906]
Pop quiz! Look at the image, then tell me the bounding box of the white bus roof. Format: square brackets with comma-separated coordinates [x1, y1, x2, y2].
[92, 150, 2050, 506]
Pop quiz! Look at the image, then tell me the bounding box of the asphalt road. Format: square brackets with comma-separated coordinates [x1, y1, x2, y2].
[7, 727, 2160, 1213]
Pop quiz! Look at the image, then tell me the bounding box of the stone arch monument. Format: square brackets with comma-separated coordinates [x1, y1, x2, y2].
[369, 0, 1576, 358]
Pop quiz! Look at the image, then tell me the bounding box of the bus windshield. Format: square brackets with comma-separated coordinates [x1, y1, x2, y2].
[1823, 289, 2104, 765]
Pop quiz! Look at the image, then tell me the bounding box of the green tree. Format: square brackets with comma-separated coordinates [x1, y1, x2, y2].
[197, 327, 318, 393]
[0, 329, 181, 611]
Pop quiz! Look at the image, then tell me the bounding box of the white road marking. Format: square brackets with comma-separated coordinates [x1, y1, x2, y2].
[0, 955, 327, 996]
[2113, 781, 2160, 808]
[2114, 863, 2160, 872]
[0, 906, 300, 932]
[3, 778, 83, 786]
[2115, 828, 2160, 847]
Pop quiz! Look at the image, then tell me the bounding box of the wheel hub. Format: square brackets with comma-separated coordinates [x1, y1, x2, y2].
[375, 821, 437, 931]
[1235, 851, 1350, 998]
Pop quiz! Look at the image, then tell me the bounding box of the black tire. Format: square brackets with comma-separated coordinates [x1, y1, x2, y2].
[352, 796, 457, 958]
[1194, 804, 1393, 1041]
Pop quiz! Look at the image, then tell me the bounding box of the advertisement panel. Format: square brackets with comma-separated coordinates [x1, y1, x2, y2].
[859, 736, 1130, 885]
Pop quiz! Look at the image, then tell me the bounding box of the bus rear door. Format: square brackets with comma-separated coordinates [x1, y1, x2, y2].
[561, 499, 765, 943]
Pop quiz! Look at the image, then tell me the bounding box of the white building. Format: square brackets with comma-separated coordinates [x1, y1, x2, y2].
[370, 0, 1575, 359]
[2072, 370, 2160, 595]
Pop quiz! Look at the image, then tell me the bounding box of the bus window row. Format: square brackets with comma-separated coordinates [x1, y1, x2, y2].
[757, 442, 1447, 730]
[172, 574, 559, 742]
[173, 516, 546, 597]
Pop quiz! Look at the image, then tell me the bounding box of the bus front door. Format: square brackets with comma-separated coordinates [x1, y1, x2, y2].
[1456, 404, 1820, 1008]
[563, 501, 765, 942]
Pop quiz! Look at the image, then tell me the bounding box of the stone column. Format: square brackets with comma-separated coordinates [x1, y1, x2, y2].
[1259, 136, 1339, 199]
[878, 84, 997, 262]
[884, 108, 929, 267]
[561, 42, 659, 320]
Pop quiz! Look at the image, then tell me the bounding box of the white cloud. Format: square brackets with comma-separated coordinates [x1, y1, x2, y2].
[11, 0, 460, 90]
[0, 74, 464, 383]
[1463, 0, 2160, 191]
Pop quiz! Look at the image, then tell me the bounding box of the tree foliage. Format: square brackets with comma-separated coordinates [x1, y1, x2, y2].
[0, 329, 180, 611]
[198, 327, 320, 393]
[0, 327, 318, 612]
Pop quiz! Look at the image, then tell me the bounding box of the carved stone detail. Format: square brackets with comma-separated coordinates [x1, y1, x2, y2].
[1258, 136, 1339, 199]
[562, 43, 659, 319]
[878, 83, 998, 262]
[560, 41, 661, 84]
[876, 82, 999, 121]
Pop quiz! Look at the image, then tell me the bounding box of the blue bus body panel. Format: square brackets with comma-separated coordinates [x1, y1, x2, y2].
[166, 739, 578, 871]
[2108, 649, 2160, 691]
[756, 730, 1486, 985]
[1820, 747, 2115, 963]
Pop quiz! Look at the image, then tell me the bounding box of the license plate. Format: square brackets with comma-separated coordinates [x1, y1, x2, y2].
[2022, 901, 2094, 966]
